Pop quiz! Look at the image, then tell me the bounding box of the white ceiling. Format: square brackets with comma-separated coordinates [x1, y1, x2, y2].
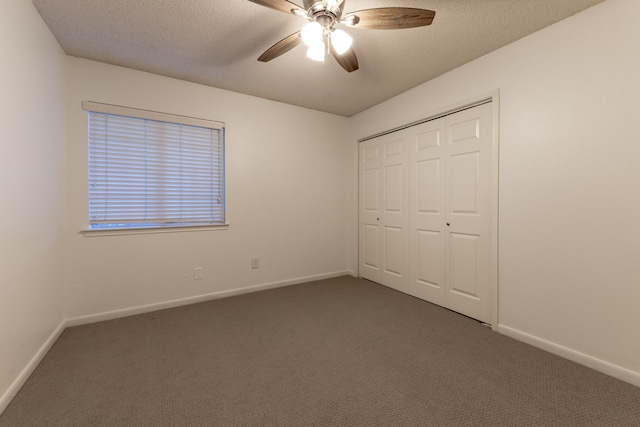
[31, 0, 604, 116]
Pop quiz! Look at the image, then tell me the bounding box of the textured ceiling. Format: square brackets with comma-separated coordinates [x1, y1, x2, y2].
[32, 0, 604, 116]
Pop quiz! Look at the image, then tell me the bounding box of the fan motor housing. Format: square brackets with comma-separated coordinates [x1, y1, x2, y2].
[308, 2, 339, 22]
[314, 14, 335, 28]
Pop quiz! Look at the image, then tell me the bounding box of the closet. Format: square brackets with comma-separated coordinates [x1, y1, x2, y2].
[359, 101, 495, 323]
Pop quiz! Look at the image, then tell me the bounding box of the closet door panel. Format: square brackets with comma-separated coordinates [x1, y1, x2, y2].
[416, 230, 442, 290]
[449, 232, 479, 297]
[380, 133, 410, 292]
[417, 159, 440, 213]
[383, 226, 403, 276]
[444, 103, 493, 323]
[410, 118, 446, 303]
[359, 140, 382, 282]
[362, 224, 380, 272]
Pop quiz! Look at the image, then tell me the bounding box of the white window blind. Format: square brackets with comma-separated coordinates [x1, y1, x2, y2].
[85, 101, 225, 230]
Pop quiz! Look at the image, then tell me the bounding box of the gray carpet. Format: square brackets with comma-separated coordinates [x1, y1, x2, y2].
[1, 276, 639, 426]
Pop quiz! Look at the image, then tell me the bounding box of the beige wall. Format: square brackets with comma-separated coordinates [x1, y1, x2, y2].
[64, 58, 353, 321]
[3, 0, 640, 414]
[0, 0, 67, 411]
[351, 0, 640, 385]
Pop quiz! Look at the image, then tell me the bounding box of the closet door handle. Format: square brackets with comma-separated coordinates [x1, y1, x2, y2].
[446, 222, 450, 226]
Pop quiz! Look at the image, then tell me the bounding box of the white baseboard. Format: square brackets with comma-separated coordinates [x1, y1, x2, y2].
[498, 324, 640, 388]
[65, 270, 353, 327]
[0, 321, 66, 415]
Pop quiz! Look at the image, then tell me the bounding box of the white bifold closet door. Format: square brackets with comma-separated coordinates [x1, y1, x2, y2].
[359, 102, 493, 323]
[359, 130, 410, 293]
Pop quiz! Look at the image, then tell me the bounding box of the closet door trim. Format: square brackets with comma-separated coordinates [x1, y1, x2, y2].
[359, 97, 493, 143]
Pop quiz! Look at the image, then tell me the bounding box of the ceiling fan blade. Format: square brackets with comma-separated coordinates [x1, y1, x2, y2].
[302, 0, 317, 10]
[342, 7, 435, 30]
[337, 0, 346, 19]
[330, 44, 358, 73]
[248, 0, 304, 15]
[258, 31, 302, 62]
[329, 0, 346, 19]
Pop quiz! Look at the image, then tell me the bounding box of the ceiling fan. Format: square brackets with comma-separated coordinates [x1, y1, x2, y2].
[248, 0, 436, 72]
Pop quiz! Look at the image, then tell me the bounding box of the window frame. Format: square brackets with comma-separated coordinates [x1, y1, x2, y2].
[82, 101, 228, 236]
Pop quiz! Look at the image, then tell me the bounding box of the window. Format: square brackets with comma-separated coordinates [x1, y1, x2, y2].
[84, 101, 225, 231]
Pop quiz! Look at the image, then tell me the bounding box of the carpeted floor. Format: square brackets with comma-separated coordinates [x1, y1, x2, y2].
[1, 275, 639, 426]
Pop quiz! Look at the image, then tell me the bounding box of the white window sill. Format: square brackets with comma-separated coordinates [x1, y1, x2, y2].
[81, 224, 229, 237]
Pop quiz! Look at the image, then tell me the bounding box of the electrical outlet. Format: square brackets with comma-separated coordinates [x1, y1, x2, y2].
[251, 258, 260, 269]
[194, 267, 204, 280]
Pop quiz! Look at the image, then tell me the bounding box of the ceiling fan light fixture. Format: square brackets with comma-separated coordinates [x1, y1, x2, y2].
[330, 29, 352, 55]
[250, 0, 435, 73]
[307, 41, 325, 62]
[301, 21, 323, 47]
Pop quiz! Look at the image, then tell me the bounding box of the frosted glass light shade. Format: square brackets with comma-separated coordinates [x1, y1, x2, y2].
[301, 22, 323, 47]
[307, 42, 325, 62]
[330, 29, 352, 55]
